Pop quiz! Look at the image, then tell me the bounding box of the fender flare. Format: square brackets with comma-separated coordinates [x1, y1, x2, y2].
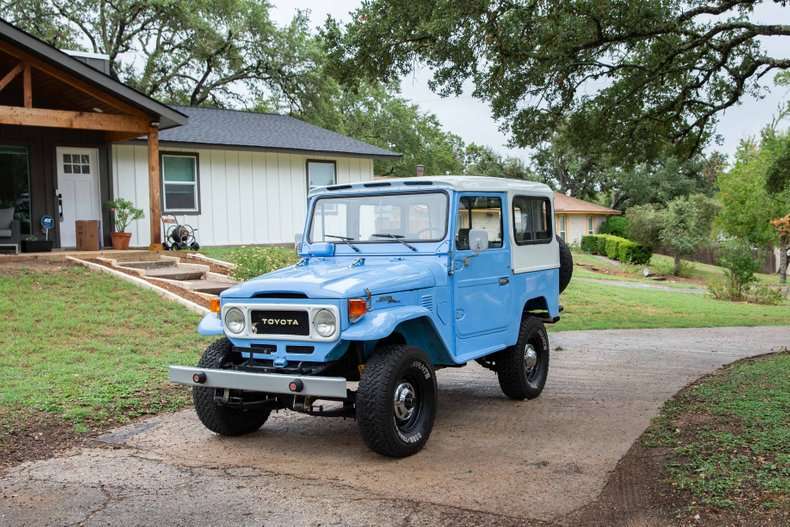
[341, 305, 432, 341]
[198, 312, 224, 336]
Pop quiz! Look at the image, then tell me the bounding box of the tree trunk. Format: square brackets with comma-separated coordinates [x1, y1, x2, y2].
[673, 254, 681, 276]
[779, 241, 788, 285]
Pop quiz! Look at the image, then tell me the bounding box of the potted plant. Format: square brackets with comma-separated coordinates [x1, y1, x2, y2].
[106, 198, 144, 250]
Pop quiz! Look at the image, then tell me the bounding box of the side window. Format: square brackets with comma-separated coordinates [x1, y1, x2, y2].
[512, 196, 552, 245]
[307, 160, 336, 191]
[455, 196, 503, 250]
[162, 153, 199, 213]
[587, 216, 594, 234]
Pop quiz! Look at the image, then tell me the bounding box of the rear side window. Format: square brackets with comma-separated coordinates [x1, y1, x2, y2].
[455, 196, 503, 250]
[512, 196, 552, 245]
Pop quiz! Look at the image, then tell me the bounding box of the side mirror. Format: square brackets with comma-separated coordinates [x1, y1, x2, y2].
[468, 228, 489, 253]
[294, 233, 303, 254]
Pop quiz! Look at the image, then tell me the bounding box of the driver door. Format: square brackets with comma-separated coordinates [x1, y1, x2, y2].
[452, 193, 513, 358]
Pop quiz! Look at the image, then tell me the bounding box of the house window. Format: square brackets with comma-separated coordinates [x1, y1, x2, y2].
[0, 145, 31, 236]
[455, 196, 503, 250]
[162, 153, 199, 213]
[512, 196, 552, 245]
[559, 215, 567, 241]
[587, 216, 594, 234]
[307, 160, 336, 191]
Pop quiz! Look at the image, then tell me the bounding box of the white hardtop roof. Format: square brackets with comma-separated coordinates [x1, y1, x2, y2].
[312, 175, 553, 196]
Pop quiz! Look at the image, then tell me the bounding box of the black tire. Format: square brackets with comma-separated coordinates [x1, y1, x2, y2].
[192, 338, 271, 436]
[356, 345, 437, 458]
[496, 316, 550, 400]
[557, 235, 573, 293]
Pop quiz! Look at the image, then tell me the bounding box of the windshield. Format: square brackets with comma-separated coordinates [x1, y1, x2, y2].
[308, 192, 448, 243]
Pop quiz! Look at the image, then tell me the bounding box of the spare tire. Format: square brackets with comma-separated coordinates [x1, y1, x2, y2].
[557, 235, 573, 294]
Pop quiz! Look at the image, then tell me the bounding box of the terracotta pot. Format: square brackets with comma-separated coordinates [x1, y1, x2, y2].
[111, 231, 132, 250]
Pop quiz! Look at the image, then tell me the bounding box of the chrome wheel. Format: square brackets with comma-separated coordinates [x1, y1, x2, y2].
[393, 381, 417, 422]
[524, 344, 538, 376]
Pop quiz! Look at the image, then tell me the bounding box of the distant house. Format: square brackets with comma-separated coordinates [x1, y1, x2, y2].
[0, 18, 399, 250]
[553, 192, 620, 245]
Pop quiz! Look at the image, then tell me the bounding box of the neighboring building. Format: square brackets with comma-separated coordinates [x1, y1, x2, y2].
[553, 192, 620, 245]
[0, 18, 399, 250]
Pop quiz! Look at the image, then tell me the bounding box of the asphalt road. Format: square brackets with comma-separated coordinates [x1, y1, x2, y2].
[1, 326, 788, 526]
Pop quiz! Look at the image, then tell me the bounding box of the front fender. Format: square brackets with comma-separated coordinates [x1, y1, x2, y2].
[341, 306, 431, 341]
[198, 312, 225, 336]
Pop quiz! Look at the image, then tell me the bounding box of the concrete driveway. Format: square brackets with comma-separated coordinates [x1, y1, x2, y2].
[1, 326, 788, 526]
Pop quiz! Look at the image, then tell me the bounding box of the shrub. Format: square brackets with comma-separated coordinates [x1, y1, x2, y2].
[580, 234, 652, 265]
[617, 239, 652, 265]
[717, 240, 759, 301]
[580, 235, 597, 254]
[625, 204, 665, 248]
[745, 284, 785, 305]
[229, 246, 299, 281]
[599, 216, 629, 237]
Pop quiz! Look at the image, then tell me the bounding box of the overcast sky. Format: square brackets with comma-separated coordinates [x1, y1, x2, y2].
[270, 0, 790, 164]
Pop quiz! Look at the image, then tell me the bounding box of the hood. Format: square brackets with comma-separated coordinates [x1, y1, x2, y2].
[222, 257, 441, 299]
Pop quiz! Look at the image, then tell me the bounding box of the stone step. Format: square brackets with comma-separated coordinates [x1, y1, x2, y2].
[109, 251, 162, 262]
[121, 259, 178, 270]
[181, 279, 236, 295]
[145, 268, 205, 281]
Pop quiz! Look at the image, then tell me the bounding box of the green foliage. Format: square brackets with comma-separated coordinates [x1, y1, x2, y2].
[766, 137, 790, 194]
[229, 246, 299, 281]
[105, 198, 144, 233]
[599, 216, 629, 237]
[718, 131, 790, 247]
[462, 143, 533, 180]
[625, 204, 665, 248]
[745, 284, 786, 306]
[297, 82, 465, 177]
[713, 240, 760, 301]
[328, 1, 790, 164]
[3, 1, 326, 109]
[642, 352, 790, 512]
[660, 194, 719, 273]
[580, 234, 651, 265]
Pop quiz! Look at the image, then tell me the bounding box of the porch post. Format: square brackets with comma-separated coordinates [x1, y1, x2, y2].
[147, 124, 161, 250]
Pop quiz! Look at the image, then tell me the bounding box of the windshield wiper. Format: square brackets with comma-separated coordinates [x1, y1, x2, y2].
[371, 233, 417, 252]
[324, 234, 360, 253]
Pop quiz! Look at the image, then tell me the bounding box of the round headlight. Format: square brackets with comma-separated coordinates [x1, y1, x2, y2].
[313, 309, 337, 337]
[224, 307, 246, 334]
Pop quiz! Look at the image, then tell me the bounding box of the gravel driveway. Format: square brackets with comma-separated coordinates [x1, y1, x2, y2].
[1, 326, 788, 526]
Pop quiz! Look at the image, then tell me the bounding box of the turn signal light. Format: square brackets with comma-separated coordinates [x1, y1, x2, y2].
[209, 298, 221, 313]
[348, 298, 367, 322]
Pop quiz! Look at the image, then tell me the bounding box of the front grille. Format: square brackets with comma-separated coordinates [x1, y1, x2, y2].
[250, 310, 309, 336]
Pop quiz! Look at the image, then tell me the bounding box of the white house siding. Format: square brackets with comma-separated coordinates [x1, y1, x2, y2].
[112, 144, 373, 247]
[555, 214, 608, 245]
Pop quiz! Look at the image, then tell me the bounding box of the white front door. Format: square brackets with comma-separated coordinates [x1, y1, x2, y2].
[56, 147, 101, 248]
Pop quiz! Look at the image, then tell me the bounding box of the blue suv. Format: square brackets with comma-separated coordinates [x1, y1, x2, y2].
[170, 176, 573, 457]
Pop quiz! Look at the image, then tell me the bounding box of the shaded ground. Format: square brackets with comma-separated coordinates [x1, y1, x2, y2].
[1, 326, 788, 526]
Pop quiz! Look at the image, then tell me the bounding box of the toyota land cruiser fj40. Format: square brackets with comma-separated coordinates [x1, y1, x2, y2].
[170, 176, 573, 457]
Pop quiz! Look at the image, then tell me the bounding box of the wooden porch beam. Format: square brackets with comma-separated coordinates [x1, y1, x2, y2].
[0, 40, 148, 118]
[0, 63, 23, 92]
[0, 105, 150, 133]
[147, 125, 162, 250]
[22, 64, 31, 107]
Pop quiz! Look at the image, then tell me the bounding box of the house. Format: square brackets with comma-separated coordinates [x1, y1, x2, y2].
[553, 192, 620, 245]
[0, 18, 399, 251]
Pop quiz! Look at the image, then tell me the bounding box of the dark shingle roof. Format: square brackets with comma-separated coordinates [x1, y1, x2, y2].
[158, 106, 400, 159]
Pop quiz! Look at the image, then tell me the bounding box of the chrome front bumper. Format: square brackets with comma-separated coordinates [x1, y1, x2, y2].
[169, 366, 348, 399]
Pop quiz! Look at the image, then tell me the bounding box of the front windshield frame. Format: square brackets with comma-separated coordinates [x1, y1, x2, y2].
[306, 190, 450, 245]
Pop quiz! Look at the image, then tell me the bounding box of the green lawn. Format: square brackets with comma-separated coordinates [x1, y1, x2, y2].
[0, 265, 209, 435]
[557, 276, 789, 331]
[642, 352, 789, 516]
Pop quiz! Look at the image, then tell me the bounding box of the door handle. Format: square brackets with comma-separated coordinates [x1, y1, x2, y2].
[499, 277, 509, 285]
[57, 193, 63, 221]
